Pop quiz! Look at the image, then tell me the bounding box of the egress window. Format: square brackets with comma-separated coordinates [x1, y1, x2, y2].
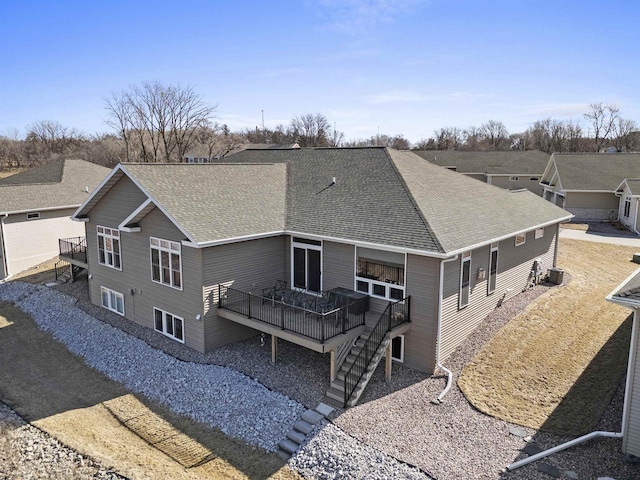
[101, 287, 124, 316]
[154, 308, 184, 343]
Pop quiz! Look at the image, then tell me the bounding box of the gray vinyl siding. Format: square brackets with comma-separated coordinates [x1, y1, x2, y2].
[439, 225, 557, 361]
[490, 175, 544, 196]
[323, 241, 354, 291]
[404, 254, 440, 372]
[201, 236, 287, 351]
[624, 310, 640, 457]
[85, 175, 207, 353]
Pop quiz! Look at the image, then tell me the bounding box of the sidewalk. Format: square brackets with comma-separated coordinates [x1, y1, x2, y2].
[559, 227, 640, 247]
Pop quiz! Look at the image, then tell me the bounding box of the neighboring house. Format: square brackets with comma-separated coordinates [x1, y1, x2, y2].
[607, 270, 640, 459]
[183, 143, 300, 163]
[540, 153, 640, 222]
[72, 147, 570, 406]
[414, 150, 550, 195]
[0, 159, 110, 278]
[616, 179, 640, 234]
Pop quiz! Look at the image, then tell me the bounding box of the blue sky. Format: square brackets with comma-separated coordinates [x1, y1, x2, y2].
[1, 0, 638, 143]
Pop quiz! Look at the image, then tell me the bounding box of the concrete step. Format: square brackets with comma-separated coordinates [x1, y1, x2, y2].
[321, 394, 344, 409]
[301, 409, 324, 425]
[287, 429, 306, 445]
[277, 449, 291, 461]
[293, 420, 313, 435]
[278, 439, 299, 455]
[315, 402, 334, 417]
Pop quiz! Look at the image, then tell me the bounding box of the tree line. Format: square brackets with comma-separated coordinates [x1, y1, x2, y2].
[0, 81, 637, 170]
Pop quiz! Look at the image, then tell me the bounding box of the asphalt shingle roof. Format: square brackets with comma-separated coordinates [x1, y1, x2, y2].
[0, 159, 110, 214]
[414, 150, 550, 175]
[622, 179, 640, 196]
[388, 149, 571, 252]
[610, 269, 640, 302]
[552, 153, 640, 191]
[121, 163, 286, 244]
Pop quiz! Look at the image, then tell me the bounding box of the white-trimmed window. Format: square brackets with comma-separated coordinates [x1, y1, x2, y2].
[154, 308, 184, 343]
[97, 226, 121, 269]
[459, 251, 472, 308]
[26, 212, 40, 220]
[391, 335, 404, 363]
[535, 227, 544, 239]
[101, 287, 124, 315]
[488, 243, 498, 295]
[355, 247, 405, 301]
[515, 232, 526, 246]
[150, 237, 182, 289]
[624, 199, 631, 218]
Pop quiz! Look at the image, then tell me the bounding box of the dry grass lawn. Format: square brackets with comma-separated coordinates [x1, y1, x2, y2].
[459, 239, 638, 436]
[0, 300, 300, 480]
[11, 256, 58, 284]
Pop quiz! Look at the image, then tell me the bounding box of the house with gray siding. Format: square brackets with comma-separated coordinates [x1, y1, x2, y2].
[540, 153, 640, 222]
[607, 270, 640, 459]
[414, 150, 550, 195]
[72, 147, 570, 406]
[0, 159, 109, 279]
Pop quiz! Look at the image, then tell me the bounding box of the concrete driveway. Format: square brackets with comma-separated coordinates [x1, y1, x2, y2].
[560, 227, 640, 247]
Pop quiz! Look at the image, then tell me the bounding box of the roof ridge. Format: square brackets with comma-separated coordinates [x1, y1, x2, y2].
[383, 148, 445, 254]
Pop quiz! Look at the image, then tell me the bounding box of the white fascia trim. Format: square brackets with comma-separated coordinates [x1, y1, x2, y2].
[72, 217, 90, 222]
[118, 198, 153, 230]
[285, 230, 452, 259]
[562, 189, 616, 193]
[72, 164, 125, 219]
[605, 267, 640, 307]
[445, 216, 574, 258]
[0, 204, 82, 216]
[184, 229, 453, 259]
[120, 226, 141, 233]
[539, 154, 556, 184]
[118, 165, 197, 244]
[182, 230, 285, 248]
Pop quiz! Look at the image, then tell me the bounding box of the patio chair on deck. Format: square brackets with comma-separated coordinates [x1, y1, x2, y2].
[262, 280, 288, 304]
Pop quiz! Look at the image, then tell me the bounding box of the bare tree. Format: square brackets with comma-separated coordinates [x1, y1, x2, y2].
[611, 117, 639, 152]
[289, 113, 334, 147]
[584, 102, 619, 152]
[105, 82, 216, 162]
[479, 120, 509, 150]
[195, 122, 247, 159]
[26, 120, 83, 155]
[433, 127, 463, 150]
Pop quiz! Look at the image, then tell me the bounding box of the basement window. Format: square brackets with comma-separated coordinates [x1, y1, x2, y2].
[26, 212, 40, 220]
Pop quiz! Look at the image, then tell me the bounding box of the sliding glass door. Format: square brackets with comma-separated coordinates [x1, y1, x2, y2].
[292, 237, 322, 293]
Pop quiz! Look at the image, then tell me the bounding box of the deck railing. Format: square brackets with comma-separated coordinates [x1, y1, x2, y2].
[59, 236, 87, 263]
[344, 296, 410, 407]
[218, 285, 368, 343]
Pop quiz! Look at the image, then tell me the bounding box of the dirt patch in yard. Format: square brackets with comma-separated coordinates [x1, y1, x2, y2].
[459, 239, 638, 436]
[0, 300, 299, 480]
[10, 256, 58, 284]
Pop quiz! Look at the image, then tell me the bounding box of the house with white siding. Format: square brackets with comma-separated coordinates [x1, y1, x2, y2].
[0, 159, 109, 278]
[607, 270, 640, 459]
[71, 147, 571, 406]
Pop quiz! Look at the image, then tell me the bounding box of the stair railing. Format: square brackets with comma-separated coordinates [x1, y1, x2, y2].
[343, 296, 410, 407]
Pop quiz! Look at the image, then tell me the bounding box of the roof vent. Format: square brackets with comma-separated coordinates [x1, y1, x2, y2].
[85, 186, 89, 193]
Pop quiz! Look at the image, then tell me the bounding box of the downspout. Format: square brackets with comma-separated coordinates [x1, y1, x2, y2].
[506, 308, 636, 471]
[0, 214, 8, 280]
[432, 254, 459, 404]
[553, 223, 560, 267]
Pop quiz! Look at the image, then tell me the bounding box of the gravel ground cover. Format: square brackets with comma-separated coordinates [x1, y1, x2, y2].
[0, 281, 435, 480]
[0, 401, 125, 480]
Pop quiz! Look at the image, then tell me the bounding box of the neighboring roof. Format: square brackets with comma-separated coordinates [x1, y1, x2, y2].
[0, 159, 110, 214]
[75, 163, 287, 244]
[617, 178, 640, 196]
[413, 150, 550, 175]
[228, 148, 571, 254]
[76, 148, 571, 254]
[547, 153, 640, 191]
[609, 268, 640, 304]
[242, 143, 300, 150]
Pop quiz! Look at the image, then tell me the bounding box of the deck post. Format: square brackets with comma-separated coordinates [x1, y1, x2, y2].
[385, 340, 392, 383]
[271, 335, 278, 364]
[330, 349, 336, 382]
